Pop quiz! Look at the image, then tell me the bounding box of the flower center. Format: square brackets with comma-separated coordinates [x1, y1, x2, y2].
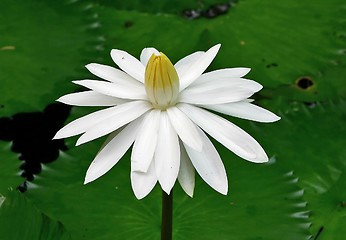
[144, 52, 179, 109]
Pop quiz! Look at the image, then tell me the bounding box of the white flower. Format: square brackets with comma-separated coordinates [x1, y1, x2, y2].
[54, 44, 280, 199]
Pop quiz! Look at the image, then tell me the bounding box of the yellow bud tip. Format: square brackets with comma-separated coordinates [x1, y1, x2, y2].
[145, 52, 179, 109]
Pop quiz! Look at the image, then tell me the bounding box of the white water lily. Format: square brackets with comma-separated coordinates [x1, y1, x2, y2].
[54, 44, 280, 199]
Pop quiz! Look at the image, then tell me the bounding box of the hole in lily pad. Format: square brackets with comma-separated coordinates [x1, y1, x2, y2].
[296, 77, 314, 90]
[0, 103, 71, 191]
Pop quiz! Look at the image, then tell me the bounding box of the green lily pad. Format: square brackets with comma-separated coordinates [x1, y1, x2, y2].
[95, 0, 346, 106]
[0, 142, 23, 194]
[0, 189, 70, 240]
[309, 170, 346, 240]
[0, 0, 101, 117]
[92, 0, 223, 14]
[233, 99, 346, 239]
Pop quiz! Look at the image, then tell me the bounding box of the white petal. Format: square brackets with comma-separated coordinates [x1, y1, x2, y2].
[131, 161, 157, 199]
[97, 129, 121, 154]
[202, 101, 281, 123]
[174, 51, 204, 80]
[190, 77, 262, 92]
[154, 112, 180, 194]
[184, 127, 228, 195]
[54, 105, 121, 139]
[166, 107, 202, 151]
[73, 80, 147, 100]
[179, 79, 259, 105]
[111, 49, 145, 83]
[140, 47, 160, 66]
[178, 103, 269, 163]
[191, 68, 251, 86]
[179, 44, 221, 91]
[76, 101, 151, 145]
[84, 117, 142, 184]
[57, 91, 125, 106]
[178, 141, 195, 197]
[85, 63, 142, 87]
[131, 110, 161, 172]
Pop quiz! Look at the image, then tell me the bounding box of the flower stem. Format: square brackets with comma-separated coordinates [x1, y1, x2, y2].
[161, 189, 173, 240]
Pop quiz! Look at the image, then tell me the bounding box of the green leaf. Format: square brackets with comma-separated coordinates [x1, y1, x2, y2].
[309, 171, 346, 240]
[0, 142, 23, 194]
[92, 0, 223, 14]
[0, 189, 70, 240]
[235, 100, 346, 239]
[0, 0, 100, 116]
[95, 0, 346, 106]
[173, 160, 310, 240]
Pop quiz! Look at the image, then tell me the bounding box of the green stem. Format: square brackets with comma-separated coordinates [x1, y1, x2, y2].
[161, 189, 173, 240]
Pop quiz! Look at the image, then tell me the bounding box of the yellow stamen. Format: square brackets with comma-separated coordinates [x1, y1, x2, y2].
[145, 53, 179, 109]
